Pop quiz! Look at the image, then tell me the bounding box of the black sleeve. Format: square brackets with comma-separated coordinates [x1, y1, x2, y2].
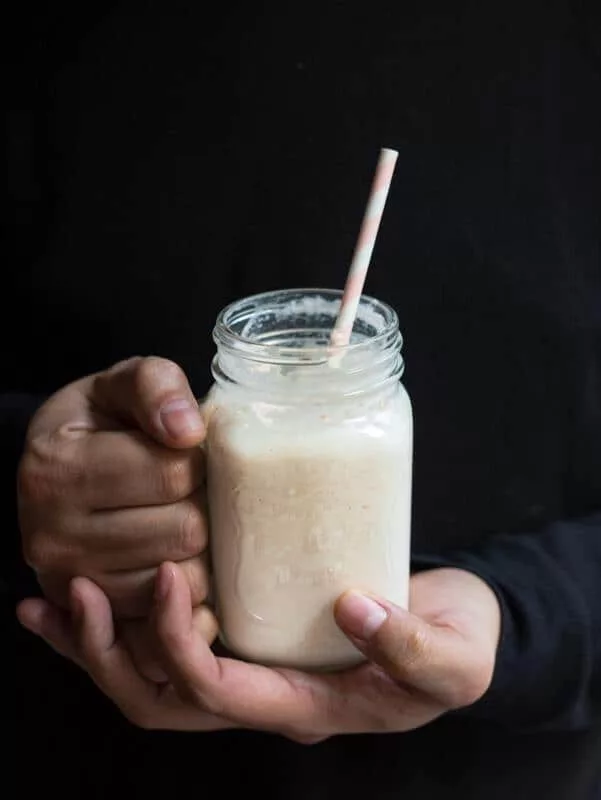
[413, 307, 601, 733]
[414, 514, 601, 733]
[0, 394, 46, 600]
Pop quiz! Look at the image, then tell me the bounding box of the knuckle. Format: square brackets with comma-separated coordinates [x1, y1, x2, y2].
[21, 533, 53, 571]
[387, 627, 430, 680]
[21, 526, 77, 575]
[177, 505, 207, 559]
[159, 458, 191, 500]
[18, 447, 85, 575]
[93, 357, 141, 398]
[116, 356, 144, 372]
[18, 436, 83, 506]
[135, 356, 186, 394]
[405, 626, 430, 660]
[17, 453, 46, 503]
[187, 566, 210, 606]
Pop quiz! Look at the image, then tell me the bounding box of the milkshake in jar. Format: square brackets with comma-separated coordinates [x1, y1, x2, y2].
[204, 288, 413, 671]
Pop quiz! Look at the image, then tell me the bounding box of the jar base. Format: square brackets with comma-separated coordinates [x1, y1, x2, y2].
[216, 631, 366, 673]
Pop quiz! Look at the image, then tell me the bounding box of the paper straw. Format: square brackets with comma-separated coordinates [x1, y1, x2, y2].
[330, 147, 398, 347]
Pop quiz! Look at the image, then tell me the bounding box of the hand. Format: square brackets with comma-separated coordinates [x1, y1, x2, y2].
[18, 356, 210, 679]
[18, 564, 501, 740]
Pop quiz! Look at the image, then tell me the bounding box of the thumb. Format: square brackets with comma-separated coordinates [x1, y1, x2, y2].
[92, 356, 205, 448]
[334, 591, 487, 708]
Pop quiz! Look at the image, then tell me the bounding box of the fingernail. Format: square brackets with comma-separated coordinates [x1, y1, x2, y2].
[160, 399, 204, 440]
[155, 564, 173, 603]
[336, 591, 388, 640]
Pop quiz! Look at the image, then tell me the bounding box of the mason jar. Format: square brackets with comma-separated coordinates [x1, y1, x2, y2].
[204, 288, 413, 671]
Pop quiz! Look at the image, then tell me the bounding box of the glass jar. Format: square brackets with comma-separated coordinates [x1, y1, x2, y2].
[204, 288, 413, 671]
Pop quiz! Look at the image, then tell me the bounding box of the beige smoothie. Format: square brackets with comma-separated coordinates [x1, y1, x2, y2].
[206, 378, 413, 670]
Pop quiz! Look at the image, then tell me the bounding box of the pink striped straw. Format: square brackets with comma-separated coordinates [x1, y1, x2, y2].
[330, 147, 398, 347]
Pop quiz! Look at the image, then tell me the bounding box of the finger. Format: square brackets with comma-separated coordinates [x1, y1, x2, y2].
[152, 563, 333, 734]
[24, 377, 102, 441]
[17, 597, 83, 667]
[121, 606, 219, 684]
[69, 578, 233, 731]
[187, 605, 220, 647]
[98, 554, 211, 618]
[20, 411, 203, 514]
[70, 491, 208, 569]
[24, 483, 207, 590]
[334, 591, 485, 708]
[92, 357, 205, 449]
[70, 576, 164, 723]
[40, 554, 210, 619]
[122, 619, 169, 683]
[68, 430, 205, 510]
[125, 606, 218, 683]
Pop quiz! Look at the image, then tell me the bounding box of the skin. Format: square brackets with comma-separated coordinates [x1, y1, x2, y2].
[17, 356, 216, 679]
[17, 356, 501, 737]
[19, 565, 500, 740]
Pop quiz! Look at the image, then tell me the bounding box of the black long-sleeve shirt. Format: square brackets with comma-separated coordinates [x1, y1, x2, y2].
[4, 1, 601, 797]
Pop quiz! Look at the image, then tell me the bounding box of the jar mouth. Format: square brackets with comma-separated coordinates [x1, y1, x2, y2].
[214, 288, 402, 365]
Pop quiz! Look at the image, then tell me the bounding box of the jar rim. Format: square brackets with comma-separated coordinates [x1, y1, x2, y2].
[213, 288, 401, 364]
